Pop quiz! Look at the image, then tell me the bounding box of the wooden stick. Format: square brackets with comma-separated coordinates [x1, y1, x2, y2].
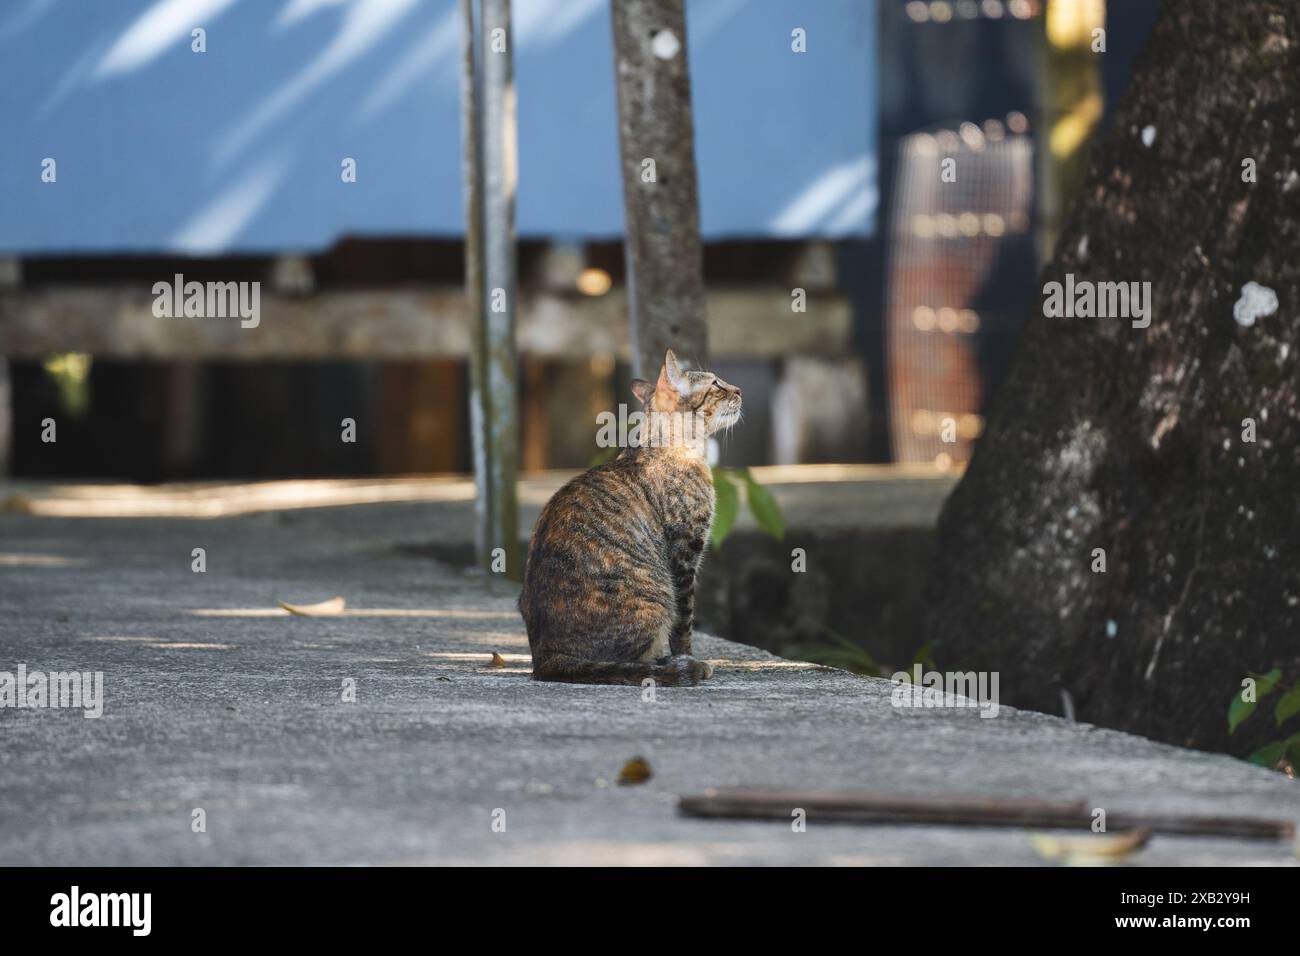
[678, 789, 1295, 841]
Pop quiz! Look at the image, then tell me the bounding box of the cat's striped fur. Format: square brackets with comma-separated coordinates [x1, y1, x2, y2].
[520, 350, 742, 686]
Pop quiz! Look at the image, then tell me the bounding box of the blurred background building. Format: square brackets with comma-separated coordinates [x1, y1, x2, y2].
[0, 0, 1157, 481]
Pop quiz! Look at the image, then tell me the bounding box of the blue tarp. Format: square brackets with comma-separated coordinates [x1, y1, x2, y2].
[0, 0, 876, 254]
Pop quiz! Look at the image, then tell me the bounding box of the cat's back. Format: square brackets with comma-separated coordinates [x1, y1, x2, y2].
[531, 455, 659, 553]
[520, 457, 660, 609]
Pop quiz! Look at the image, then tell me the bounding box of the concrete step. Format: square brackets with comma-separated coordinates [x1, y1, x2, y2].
[1, 478, 1296, 865]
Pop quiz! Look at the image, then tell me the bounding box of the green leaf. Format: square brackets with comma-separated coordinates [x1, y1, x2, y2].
[1247, 732, 1300, 770]
[737, 468, 784, 540]
[1228, 668, 1283, 734]
[1247, 741, 1288, 769]
[1228, 695, 1256, 735]
[1255, 668, 1284, 696]
[1275, 683, 1300, 727]
[782, 642, 881, 676]
[781, 627, 885, 677]
[710, 470, 739, 548]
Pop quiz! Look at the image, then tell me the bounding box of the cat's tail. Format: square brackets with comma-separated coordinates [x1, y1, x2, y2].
[531, 652, 712, 687]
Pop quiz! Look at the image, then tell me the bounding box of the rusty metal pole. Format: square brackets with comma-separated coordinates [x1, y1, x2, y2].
[460, 0, 520, 579]
[610, 0, 709, 377]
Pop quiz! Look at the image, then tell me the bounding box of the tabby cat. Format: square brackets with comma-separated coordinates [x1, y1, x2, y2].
[520, 349, 742, 686]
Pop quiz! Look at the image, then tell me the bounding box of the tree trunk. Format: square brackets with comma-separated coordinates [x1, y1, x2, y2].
[610, 0, 708, 377]
[924, 0, 1300, 756]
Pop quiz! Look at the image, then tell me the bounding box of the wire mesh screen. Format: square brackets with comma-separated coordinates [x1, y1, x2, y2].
[886, 120, 1034, 466]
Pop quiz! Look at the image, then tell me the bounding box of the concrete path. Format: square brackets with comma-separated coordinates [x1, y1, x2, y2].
[1, 477, 1296, 865]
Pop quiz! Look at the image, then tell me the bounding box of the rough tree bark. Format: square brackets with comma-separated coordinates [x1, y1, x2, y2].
[924, 1, 1300, 756]
[611, 0, 708, 377]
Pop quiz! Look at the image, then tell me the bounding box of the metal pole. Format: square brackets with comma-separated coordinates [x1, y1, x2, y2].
[460, 0, 520, 579]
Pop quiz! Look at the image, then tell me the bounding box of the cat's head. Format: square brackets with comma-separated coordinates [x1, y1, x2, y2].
[631, 349, 742, 439]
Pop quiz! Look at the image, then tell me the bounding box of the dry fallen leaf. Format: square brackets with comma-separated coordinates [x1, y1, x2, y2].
[2, 495, 34, 514]
[278, 597, 346, 617]
[489, 652, 507, 667]
[618, 756, 653, 786]
[1030, 828, 1151, 864]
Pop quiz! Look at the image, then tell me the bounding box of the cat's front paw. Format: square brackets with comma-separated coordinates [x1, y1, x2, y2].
[668, 654, 714, 685]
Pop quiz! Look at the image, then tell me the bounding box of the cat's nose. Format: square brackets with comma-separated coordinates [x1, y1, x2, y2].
[734, 387, 743, 398]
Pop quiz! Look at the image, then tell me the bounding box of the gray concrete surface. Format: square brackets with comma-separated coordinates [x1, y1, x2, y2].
[1, 479, 1297, 865]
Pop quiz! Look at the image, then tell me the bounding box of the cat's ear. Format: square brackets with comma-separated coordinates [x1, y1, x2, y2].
[662, 349, 689, 393]
[630, 379, 655, 406]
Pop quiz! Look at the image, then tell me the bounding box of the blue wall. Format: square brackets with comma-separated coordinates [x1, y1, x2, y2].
[0, 0, 876, 254]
